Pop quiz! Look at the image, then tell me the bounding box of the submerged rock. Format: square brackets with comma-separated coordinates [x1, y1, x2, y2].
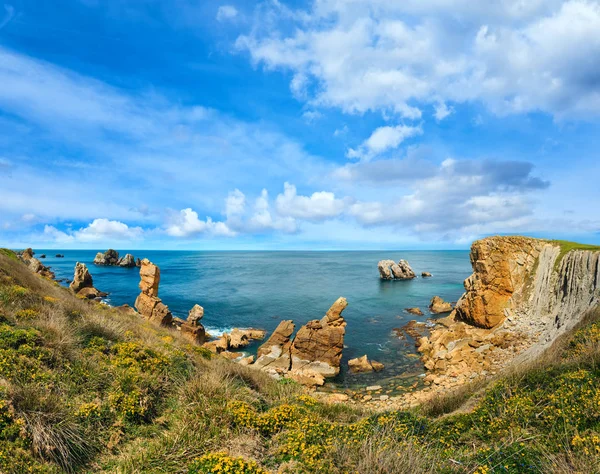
[348, 355, 385, 373]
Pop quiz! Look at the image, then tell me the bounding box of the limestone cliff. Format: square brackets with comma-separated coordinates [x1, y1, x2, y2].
[410, 236, 600, 405]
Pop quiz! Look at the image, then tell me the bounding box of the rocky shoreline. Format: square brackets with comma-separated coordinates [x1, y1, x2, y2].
[14, 237, 600, 408]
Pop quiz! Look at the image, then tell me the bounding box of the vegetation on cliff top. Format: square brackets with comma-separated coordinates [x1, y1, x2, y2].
[0, 250, 599, 473]
[549, 239, 600, 272]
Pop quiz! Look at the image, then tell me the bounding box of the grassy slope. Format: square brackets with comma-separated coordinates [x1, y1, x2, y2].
[0, 251, 599, 473]
[548, 239, 600, 271]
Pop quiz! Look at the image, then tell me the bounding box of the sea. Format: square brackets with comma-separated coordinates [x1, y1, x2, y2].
[37, 250, 472, 390]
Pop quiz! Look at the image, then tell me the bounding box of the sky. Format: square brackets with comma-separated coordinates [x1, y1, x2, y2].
[0, 0, 599, 250]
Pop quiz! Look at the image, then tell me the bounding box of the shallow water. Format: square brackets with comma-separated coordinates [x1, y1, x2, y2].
[39, 250, 472, 388]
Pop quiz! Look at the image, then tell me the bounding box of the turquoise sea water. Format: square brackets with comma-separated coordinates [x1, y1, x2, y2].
[37, 250, 472, 388]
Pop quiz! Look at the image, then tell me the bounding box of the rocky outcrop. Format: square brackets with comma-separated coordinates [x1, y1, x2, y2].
[378, 259, 416, 280]
[429, 296, 453, 314]
[94, 249, 119, 266]
[117, 254, 136, 267]
[422, 272, 432, 277]
[69, 262, 106, 299]
[70, 262, 94, 293]
[202, 327, 267, 354]
[252, 298, 348, 386]
[348, 355, 384, 373]
[18, 248, 55, 279]
[289, 297, 347, 381]
[134, 259, 173, 326]
[406, 307, 423, 316]
[254, 320, 295, 371]
[413, 236, 600, 400]
[180, 304, 206, 345]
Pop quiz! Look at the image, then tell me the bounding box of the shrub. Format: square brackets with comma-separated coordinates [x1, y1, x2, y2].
[188, 452, 269, 474]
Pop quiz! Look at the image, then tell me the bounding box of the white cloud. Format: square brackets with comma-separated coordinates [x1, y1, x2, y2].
[42, 219, 143, 243]
[302, 110, 322, 123]
[434, 102, 453, 121]
[275, 182, 348, 221]
[347, 124, 422, 161]
[0, 4, 15, 30]
[216, 5, 238, 22]
[166, 208, 235, 238]
[237, 0, 600, 120]
[75, 218, 143, 242]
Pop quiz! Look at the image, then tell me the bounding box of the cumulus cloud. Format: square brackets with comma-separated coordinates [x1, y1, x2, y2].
[43, 219, 143, 243]
[165, 208, 235, 238]
[237, 0, 600, 120]
[434, 102, 453, 121]
[275, 182, 349, 221]
[216, 5, 238, 22]
[347, 124, 423, 160]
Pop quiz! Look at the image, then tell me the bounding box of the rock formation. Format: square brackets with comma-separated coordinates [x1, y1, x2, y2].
[413, 236, 600, 401]
[94, 249, 139, 267]
[429, 296, 453, 314]
[18, 248, 55, 279]
[254, 320, 295, 371]
[180, 304, 206, 345]
[252, 298, 348, 386]
[69, 262, 106, 299]
[289, 297, 347, 381]
[117, 254, 136, 267]
[70, 262, 94, 293]
[348, 355, 384, 373]
[422, 272, 432, 277]
[378, 259, 416, 280]
[406, 307, 423, 316]
[94, 249, 120, 266]
[134, 259, 173, 326]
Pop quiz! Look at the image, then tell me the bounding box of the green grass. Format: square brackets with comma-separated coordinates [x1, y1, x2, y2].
[549, 240, 600, 272]
[0, 250, 599, 473]
[0, 248, 18, 261]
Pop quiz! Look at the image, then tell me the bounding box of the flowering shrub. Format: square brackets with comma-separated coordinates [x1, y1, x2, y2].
[15, 309, 39, 320]
[188, 452, 269, 474]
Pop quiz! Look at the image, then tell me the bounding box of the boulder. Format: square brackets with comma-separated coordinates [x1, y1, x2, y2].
[289, 297, 347, 378]
[93, 249, 120, 266]
[187, 304, 204, 324]
[117, 254, 136, 267]
[422, 272, 432, 277]
[429, 296, 453, 314]
[55, 254, 64, 258]
[239, 355, 255, 366]
[406, 307, 424, 316]
[348, 355, 385, 373]
[70, 262, 94, 293]
[39, 254, 46, 259]
[378, 259, 416, 280]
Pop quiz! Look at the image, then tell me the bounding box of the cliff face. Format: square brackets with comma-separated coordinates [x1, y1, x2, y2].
[455, 236, 600, 338]
[409, 236, 600, 407]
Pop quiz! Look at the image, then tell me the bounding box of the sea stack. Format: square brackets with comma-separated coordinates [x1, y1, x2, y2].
[69, 262, 106, 299]
[134, 259, 173, 326]
[378, 259, 416, 280]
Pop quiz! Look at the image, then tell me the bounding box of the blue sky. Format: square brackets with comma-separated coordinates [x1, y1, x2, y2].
[0, 0, 599, 249]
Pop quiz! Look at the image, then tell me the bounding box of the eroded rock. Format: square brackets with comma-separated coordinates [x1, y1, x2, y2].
[429, 296, 453, 314]
[378, 259, 416, 280]
[348, 355, 385, 373]
[134, 259, 172, 326]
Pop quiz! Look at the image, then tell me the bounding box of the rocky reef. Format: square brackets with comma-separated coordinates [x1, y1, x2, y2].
[403, 236, 600, 407]
[94, 249, 140, 267]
